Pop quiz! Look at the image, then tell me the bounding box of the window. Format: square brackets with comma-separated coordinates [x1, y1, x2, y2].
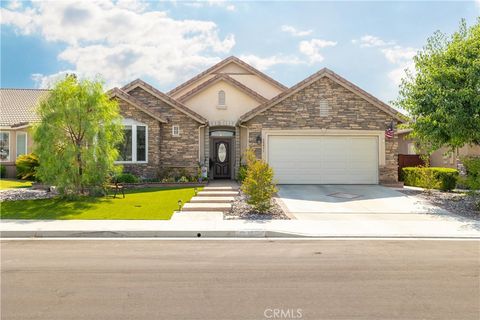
[136, 126, 146, 162]
[16, 132, 27, 158]
[210, 130, 235, 137]
[0, 132, 10, 161]
[319, 100, 329, 117]
[218, 90, 226, 106]
[116, 120, 148, 163]
[172, 125, 180, 137]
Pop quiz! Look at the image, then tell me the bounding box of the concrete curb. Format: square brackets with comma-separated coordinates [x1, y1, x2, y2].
[2, 230, 479, 239]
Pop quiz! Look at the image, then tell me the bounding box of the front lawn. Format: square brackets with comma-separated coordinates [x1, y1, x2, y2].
[0, 187, 200, 220]
[0, 179, 32, 190]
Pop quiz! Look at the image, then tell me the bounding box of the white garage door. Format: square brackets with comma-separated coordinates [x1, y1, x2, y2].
[267, 135, 378, 184]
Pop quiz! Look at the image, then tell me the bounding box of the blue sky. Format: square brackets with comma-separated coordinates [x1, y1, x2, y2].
[1, 0, 478, 105]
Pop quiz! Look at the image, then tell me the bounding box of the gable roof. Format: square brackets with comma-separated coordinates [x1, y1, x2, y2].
[0, 88, 49, 127]
[166, 56, 288, 96]
[177, 74, 268, 104]
[120, 79, 207, 124]
[239, 68, 406, 123]
[108, 88, 167, 123]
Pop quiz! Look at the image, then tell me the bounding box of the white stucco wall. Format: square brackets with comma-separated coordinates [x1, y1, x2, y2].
[182, 81, 261, 123]
[230, 74, 283, 99]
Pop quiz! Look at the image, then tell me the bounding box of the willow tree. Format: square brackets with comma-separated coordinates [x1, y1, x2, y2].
[34, 76, 123, 196]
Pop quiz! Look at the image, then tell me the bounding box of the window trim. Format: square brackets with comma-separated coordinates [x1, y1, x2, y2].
[115, 119, 148, 164]
[16, 131, 28, 159]
[0, 131, 11, 162]
[172, 125, 180, 137]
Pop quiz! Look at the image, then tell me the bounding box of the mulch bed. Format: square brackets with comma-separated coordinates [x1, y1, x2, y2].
[224, 191, 290, 220]
[398, 188, 480, 220]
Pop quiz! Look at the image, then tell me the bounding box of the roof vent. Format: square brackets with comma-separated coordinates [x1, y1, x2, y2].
[319, 100, 329, 117]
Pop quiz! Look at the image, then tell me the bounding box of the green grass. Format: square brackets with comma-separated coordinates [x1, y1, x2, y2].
[0, 179, 32, 190]
[0, 187, 200, 220]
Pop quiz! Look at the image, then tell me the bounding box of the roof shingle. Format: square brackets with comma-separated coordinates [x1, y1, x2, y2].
[0, 89, 49, 127]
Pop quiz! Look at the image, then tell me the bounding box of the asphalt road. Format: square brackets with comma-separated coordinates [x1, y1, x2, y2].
[1, 239, 479, 320]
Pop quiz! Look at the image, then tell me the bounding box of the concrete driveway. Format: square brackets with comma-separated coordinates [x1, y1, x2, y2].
[277, 185, 450, 219]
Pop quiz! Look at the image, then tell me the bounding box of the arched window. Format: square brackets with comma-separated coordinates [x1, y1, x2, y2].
[218, 90, 226, 106]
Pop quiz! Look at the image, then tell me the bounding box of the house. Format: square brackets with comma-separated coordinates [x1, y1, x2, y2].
[397, 129, 480, 171]
[1, 56, 406, 184]
[0, 89, 48, 177]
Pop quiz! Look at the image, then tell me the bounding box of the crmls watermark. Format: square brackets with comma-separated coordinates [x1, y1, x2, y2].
[263, 308, 303, 319]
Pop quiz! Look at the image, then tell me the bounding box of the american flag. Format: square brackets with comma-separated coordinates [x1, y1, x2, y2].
[385, 122, 394, 139]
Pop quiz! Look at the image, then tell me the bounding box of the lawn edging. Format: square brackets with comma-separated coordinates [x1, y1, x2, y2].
[31, 181, 208, 190]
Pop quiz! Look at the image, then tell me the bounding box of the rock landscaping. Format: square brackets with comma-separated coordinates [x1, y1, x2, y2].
[225, 191, 290, 220]
[399, 188, 480, 220]
[0, 188, 56, 202]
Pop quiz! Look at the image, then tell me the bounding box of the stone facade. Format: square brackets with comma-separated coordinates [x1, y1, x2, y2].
[120, 87, 201, 178]
[117, 99, 161, 178]
[245, 77, 399, 183]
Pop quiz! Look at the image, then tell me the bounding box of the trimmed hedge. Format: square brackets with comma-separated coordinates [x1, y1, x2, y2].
[115, 173, 139, 183]
[402, 167, 459, 191]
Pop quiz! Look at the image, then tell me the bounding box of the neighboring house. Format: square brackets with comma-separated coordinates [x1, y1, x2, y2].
[398, 129, 480, 170]
[0, 89, 48, 177]
[1, 56, 405, 184]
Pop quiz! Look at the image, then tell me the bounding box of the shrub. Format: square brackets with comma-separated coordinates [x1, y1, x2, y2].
[177, 176, 189, 183]
[0, 165, 5, 178]
[15, 153, 40, 181]
[161, 177, 175, 183]
[402, 167, 458, 191]
[461, 156, 480, 210]
[241, 157, 278, 213]
[115, 173, 139, 183]
[236, 165, 248, 182]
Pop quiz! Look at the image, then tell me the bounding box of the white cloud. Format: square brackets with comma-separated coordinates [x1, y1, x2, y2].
[183, 0, 236, 11]
[381, 46, 417, 64]
[281, 25, 313, 37]
[353, 35, 417, 87]
[238, 54, 303, 71]
[352, 35, 395, 47]
[7, 0, 22, 10]
[2, 1, 235, 89]
[299, 38, 337, 63]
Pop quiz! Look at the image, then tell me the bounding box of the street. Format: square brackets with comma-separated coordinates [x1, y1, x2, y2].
[1, 239, 479, 320]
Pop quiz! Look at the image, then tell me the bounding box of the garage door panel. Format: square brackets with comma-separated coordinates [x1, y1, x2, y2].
[267, 135, 378, 184]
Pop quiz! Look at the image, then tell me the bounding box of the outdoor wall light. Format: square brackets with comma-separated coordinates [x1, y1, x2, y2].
[256, 135, 262, 144]
[177, 200, 183, 210]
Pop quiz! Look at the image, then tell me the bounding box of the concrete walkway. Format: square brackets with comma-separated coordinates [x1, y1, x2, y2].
[172, 180, 238, 221]
[1, 215, 479, 238]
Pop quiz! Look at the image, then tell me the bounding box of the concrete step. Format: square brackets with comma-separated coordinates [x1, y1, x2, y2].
[190, 196, 235, 203]
[171, 211, 224, 221]
[197, 191, 239, 197]
[181, 203, 232, 212]
[203, 186, 239, 192]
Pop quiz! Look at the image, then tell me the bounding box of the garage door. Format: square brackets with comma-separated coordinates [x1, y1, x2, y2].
[267, 135, 378, 184]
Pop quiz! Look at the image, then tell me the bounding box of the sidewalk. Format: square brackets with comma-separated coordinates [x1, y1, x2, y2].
[1, 213, 479, 238]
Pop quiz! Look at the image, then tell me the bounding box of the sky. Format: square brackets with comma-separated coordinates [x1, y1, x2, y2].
[1, 0, 479, 106]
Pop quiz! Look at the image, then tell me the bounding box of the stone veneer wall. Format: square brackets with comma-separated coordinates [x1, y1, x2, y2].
[117, 99, 161, 178]
[245, 77, 399, 183]
[121, 87, 201, 178]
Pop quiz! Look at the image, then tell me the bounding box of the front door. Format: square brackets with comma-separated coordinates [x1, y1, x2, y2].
[213, 139, 230, 179]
